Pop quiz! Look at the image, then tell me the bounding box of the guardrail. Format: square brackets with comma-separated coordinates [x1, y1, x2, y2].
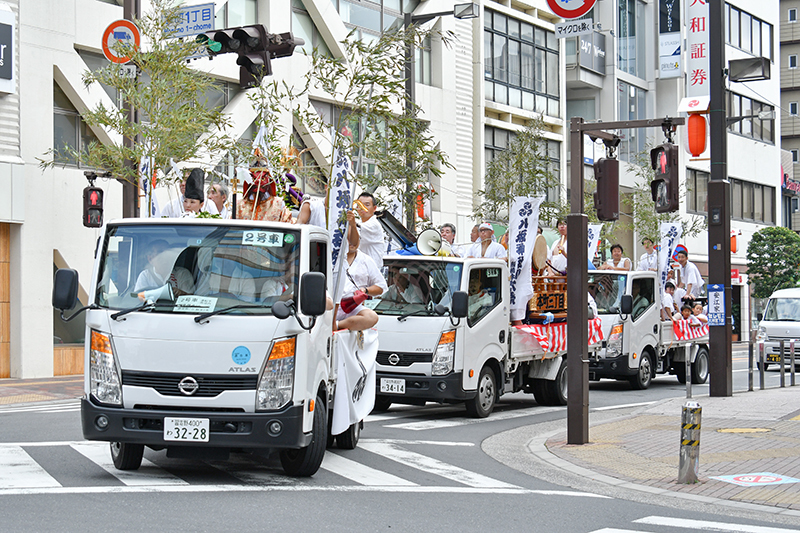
[751, 340, 797, 391]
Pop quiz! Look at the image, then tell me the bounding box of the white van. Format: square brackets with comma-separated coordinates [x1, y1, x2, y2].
[756, 287, 800, 370]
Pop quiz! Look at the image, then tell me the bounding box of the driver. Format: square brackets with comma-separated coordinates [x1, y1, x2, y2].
[134, 240, 194, 300]
[383, 270, 424, 304]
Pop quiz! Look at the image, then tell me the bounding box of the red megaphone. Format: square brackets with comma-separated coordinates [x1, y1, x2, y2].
[340, 290, 369, 314]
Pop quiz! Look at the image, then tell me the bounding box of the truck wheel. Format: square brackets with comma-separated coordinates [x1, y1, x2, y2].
[372, 396, 392, 413]
[543, 358, 568, 406]
[110, 441, 144, 471]
[280, 394, 327, 477]
[757, 362, 770, 372]
[532, 379, 548, 406]
[465, 366, 496, 418]
[629, 352, 653, 390]
[336, 420, 362, 450]
[691, 347, 709, 384]
[674, 364, 687, 384]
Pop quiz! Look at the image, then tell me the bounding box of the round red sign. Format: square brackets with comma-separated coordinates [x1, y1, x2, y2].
[101, 20, 141, 64]
[546, 0, 597, 20]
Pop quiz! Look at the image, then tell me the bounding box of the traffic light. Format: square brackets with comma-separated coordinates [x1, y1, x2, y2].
[83, 186, 104, 228]
[593, 157, 619, 221]
[197, 26, 304, 89]
[650, 142, 680, 213]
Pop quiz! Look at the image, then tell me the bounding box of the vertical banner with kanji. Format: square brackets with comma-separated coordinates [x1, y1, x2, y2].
[328, 148, 354, 304]
[587, 224, 603, 263]
[508, 196, 544, 322]
[686, 0, 709, 97]
[659, 222, 683, 288]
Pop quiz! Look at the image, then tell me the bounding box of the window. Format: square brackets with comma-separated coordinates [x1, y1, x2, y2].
[484, 9, 559, 116]
[686, 168, 709, 215]
[618, 0, 646, 78]
[617, 81, 646, 161]
[53, 82, 99, 168]
[791, 55, 798, 69]
[790, 8, 797, 23]
[216, 0, 257, 27]
[726, 4, 773, 60]
[792, 103, 799, 116]
[292, 1, 331, 56]
[329, 0, 408, 40]
[726, 91, 775, 143]
[792, 149, 799, 163]
[631, 277, 654, 321]
[467, 267, 502, 326]
[729, 177, 775, 224]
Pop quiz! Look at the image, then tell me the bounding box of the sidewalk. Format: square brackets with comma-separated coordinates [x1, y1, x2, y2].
[0, 376, 83, 405]
[537, 386, 800, 515]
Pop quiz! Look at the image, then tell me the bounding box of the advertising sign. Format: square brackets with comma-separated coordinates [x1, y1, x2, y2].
[0, 6, 14, 94]
[686, 0, 710, 97]
[578, 31, 606, 75]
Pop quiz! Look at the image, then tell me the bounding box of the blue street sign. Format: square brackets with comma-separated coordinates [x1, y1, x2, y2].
[707, 283, 725, 326]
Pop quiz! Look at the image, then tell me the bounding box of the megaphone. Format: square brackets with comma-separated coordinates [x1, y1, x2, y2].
[417, 228, 443, 256]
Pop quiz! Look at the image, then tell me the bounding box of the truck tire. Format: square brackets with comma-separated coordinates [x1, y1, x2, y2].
[757, 361, 770, 372]
[372, 396, 392, 413]
[691, 347, 709, 384]
[674, 364, 686, 384]
[532, 379, 548, 406]
[629, 352, 653, 390]
[110, 441, 144, 471]
[465, 365, 496, 418]
[280, 394, 327, 477]
[336, 420, 362, 450]
[543, 358, 568, 406]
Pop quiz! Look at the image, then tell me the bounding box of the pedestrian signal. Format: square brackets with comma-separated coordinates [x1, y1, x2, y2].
[83, 186, 104, 228]
[650, 143, 680, 213]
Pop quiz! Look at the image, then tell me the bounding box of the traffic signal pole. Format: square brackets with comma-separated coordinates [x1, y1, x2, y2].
[122, 0, 140, 218]
[708, 0, 733, 396]
[568, 116, 684, 444]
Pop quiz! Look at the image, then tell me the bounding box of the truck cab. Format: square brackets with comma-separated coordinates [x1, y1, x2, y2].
[756, 287, 800, 370]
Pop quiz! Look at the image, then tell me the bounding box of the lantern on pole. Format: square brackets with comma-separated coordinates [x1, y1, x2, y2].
[685, 113, 707, 157]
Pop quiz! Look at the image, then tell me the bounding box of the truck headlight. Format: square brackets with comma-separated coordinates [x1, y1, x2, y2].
[432, 330, 455, 376]
[90, 330, 122, 406]
[606, 323, 623, 358]
[257, 337, 296, 411]
[756, 326, 767, 342]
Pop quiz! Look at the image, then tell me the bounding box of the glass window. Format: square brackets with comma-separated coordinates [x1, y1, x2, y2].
[793, 149, 799, 163]
[687, 169, 708, 215]
[618, 0, 644, 78]
[217, 0, 257, 27]
[732, 180, 743, 219]
[791, 8, 798, 23]
[754, 183, 763, 222]
[729, 7, 740, 48]
[764, 186, 774, 224]
[371, 259, 463, 316]
[508, 39, 521, 86]
[741, 12, 751, 52]
[791, 55, 798, 69]
[743, 181, 754, 219]
[791, 102, 798, 116]
[466, 267, 502, 326]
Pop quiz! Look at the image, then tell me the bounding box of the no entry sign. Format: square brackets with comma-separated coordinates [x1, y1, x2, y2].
[102, 19, 141, 64]
[546, 0, 597, 20]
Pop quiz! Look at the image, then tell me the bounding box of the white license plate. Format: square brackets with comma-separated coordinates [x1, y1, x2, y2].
[380, 378, 405, 394]
[164, 417, 210, 442]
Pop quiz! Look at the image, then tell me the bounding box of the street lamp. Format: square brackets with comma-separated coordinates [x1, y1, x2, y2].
[402, 3, 479, 229]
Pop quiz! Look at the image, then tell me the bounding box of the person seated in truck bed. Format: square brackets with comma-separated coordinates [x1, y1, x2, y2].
[335, 240, 388, 331]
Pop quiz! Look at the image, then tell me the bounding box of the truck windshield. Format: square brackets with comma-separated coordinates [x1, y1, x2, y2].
[588, 272, 627, 314]
[763, 298, 800, 321]
[369, 259, 462, 316]
[95, 224, 300, 315]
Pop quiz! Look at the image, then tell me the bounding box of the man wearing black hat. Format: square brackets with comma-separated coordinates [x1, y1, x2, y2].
[178, 168, 219, 217]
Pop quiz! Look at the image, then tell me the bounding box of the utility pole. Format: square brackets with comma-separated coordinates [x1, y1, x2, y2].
[122, 0, 140, 218]
[707, 0, 733, 396]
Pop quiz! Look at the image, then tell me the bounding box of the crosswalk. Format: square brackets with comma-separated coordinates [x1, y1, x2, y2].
[0, 399, 81, 415]
[591, 516, 800, 533]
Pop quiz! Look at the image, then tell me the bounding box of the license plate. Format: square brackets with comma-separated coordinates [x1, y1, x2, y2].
[164, 417, 210, 442]
[380, 378, 405, 394]
[766, 354, 782, 363]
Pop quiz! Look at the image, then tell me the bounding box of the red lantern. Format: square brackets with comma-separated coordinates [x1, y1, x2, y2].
[687, 113, 707, 157]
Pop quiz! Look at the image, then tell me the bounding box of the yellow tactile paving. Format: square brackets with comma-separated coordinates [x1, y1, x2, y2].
[0, 394, 54, 405]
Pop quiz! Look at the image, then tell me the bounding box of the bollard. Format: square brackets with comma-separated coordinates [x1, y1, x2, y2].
[791, 340, 796, 387]
[780, 340, 786, 388]
[748, 339, 754, 392]
[759, 341, 765, 390]
[679, 400, 702, 484]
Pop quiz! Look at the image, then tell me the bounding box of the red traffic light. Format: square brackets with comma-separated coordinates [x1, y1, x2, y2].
[83, 186, 104, 228]
[649, 143, 680, 213]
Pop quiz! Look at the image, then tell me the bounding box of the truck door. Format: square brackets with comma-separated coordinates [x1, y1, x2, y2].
[462, 266, 508, 389]
[629, 276, 659, 351]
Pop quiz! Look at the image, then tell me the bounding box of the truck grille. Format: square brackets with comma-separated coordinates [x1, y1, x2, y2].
[377, 351, 432, 367]
[122, 371, 258, 398]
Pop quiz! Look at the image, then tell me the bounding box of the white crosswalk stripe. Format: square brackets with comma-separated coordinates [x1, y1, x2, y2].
[0, 400, 81, 415]
[589, 517, 800, 533]
[70, 442, 189, 486]
[321, 452, 417, 486]
[0, 446, 61, 488]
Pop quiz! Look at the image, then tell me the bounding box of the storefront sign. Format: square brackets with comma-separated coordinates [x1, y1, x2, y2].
[686, 0, 709, 97]
[0, 6, 15, 94]
[578, 31, 606, 75]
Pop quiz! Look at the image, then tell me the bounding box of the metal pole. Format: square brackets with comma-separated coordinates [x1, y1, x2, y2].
[707, 0, 732, 397]
[122, 0, 141, 218]
[685, 345, 692, 398]
[759, 341, 765, 390]
[748, 339, 754, 392]
[403, 13, 416, 232]
[678, 401, 702, 484]
[791, 340, 796, 386]
[567, 117, 589, 445]
[780, 340, 786, 388]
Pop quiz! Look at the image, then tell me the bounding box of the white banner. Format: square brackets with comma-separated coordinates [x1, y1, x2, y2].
[328, 148, 353, 304]
[508, 196, 544, 322]
[587, 224, 603, 262]
[331, 328, 378, 435]
[685, 0, 709, 97]
[659, 222, 683, 288]
[139, 155, 160, 218]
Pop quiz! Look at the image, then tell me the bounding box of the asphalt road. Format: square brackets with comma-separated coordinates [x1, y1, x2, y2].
[1, 350, 798, 532]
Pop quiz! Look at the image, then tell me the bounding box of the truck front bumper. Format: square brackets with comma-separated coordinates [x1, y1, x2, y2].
[588, 354, 636, 379]
[375, 371, 473, 402]
[81, 398, 311, 449]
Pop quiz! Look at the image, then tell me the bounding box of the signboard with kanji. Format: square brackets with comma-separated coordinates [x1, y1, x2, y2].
[707, 283, 725, 326]
[686, 0, 709, 97]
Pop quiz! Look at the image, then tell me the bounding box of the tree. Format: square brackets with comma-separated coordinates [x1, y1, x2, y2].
[474, 119, 565, 225]
[40, 0, 236, 196]
[747, 226, 800, 299]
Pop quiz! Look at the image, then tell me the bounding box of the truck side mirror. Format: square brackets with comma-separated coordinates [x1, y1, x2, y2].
[53, 269, 79, 311]
[620, 294, 633, 316]
[299, 272, 327, 317]
[451, 291, 468, 318]
[757, 313, 763, 321]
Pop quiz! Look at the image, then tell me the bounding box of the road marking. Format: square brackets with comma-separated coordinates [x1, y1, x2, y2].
[70, 442, 189, 486]
[0, 400, 81, 414]
[359, 438, 473, 447]
[360, 441, 517, 488]
[321, 452, 417, 486]
[0, 484, 611, 496]
[591, 401, 657, 411]
[385, 406, 563, 431]
[0, 446, 61, 488]
[634, 516, 799, 532]
[590, 529, 648, 533]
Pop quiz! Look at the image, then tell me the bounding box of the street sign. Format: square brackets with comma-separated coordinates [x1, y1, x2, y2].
[710, 472, 800, 487]
[555, 19, 593, 39]
[165, 3, 215, 39]
[707, 284, 724, 326]
[546, 0, 597, 20]
[101, 19, 141, 64]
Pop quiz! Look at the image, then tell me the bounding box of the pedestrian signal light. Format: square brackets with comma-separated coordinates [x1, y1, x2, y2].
[593, 158, 619, 221]
[83, 186, 104, 228]
[650, 143, 680, 213]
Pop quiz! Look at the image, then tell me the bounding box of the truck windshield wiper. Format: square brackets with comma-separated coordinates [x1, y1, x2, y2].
[195, 304, 266, 324]
[397, 307, 435, 322]
[111, 301, 155, 321]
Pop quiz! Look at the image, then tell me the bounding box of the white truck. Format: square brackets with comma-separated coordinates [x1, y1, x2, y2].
[52, 218, 361, 477]
[366, 256, 600, 416]
[587, 269, 710, 388]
